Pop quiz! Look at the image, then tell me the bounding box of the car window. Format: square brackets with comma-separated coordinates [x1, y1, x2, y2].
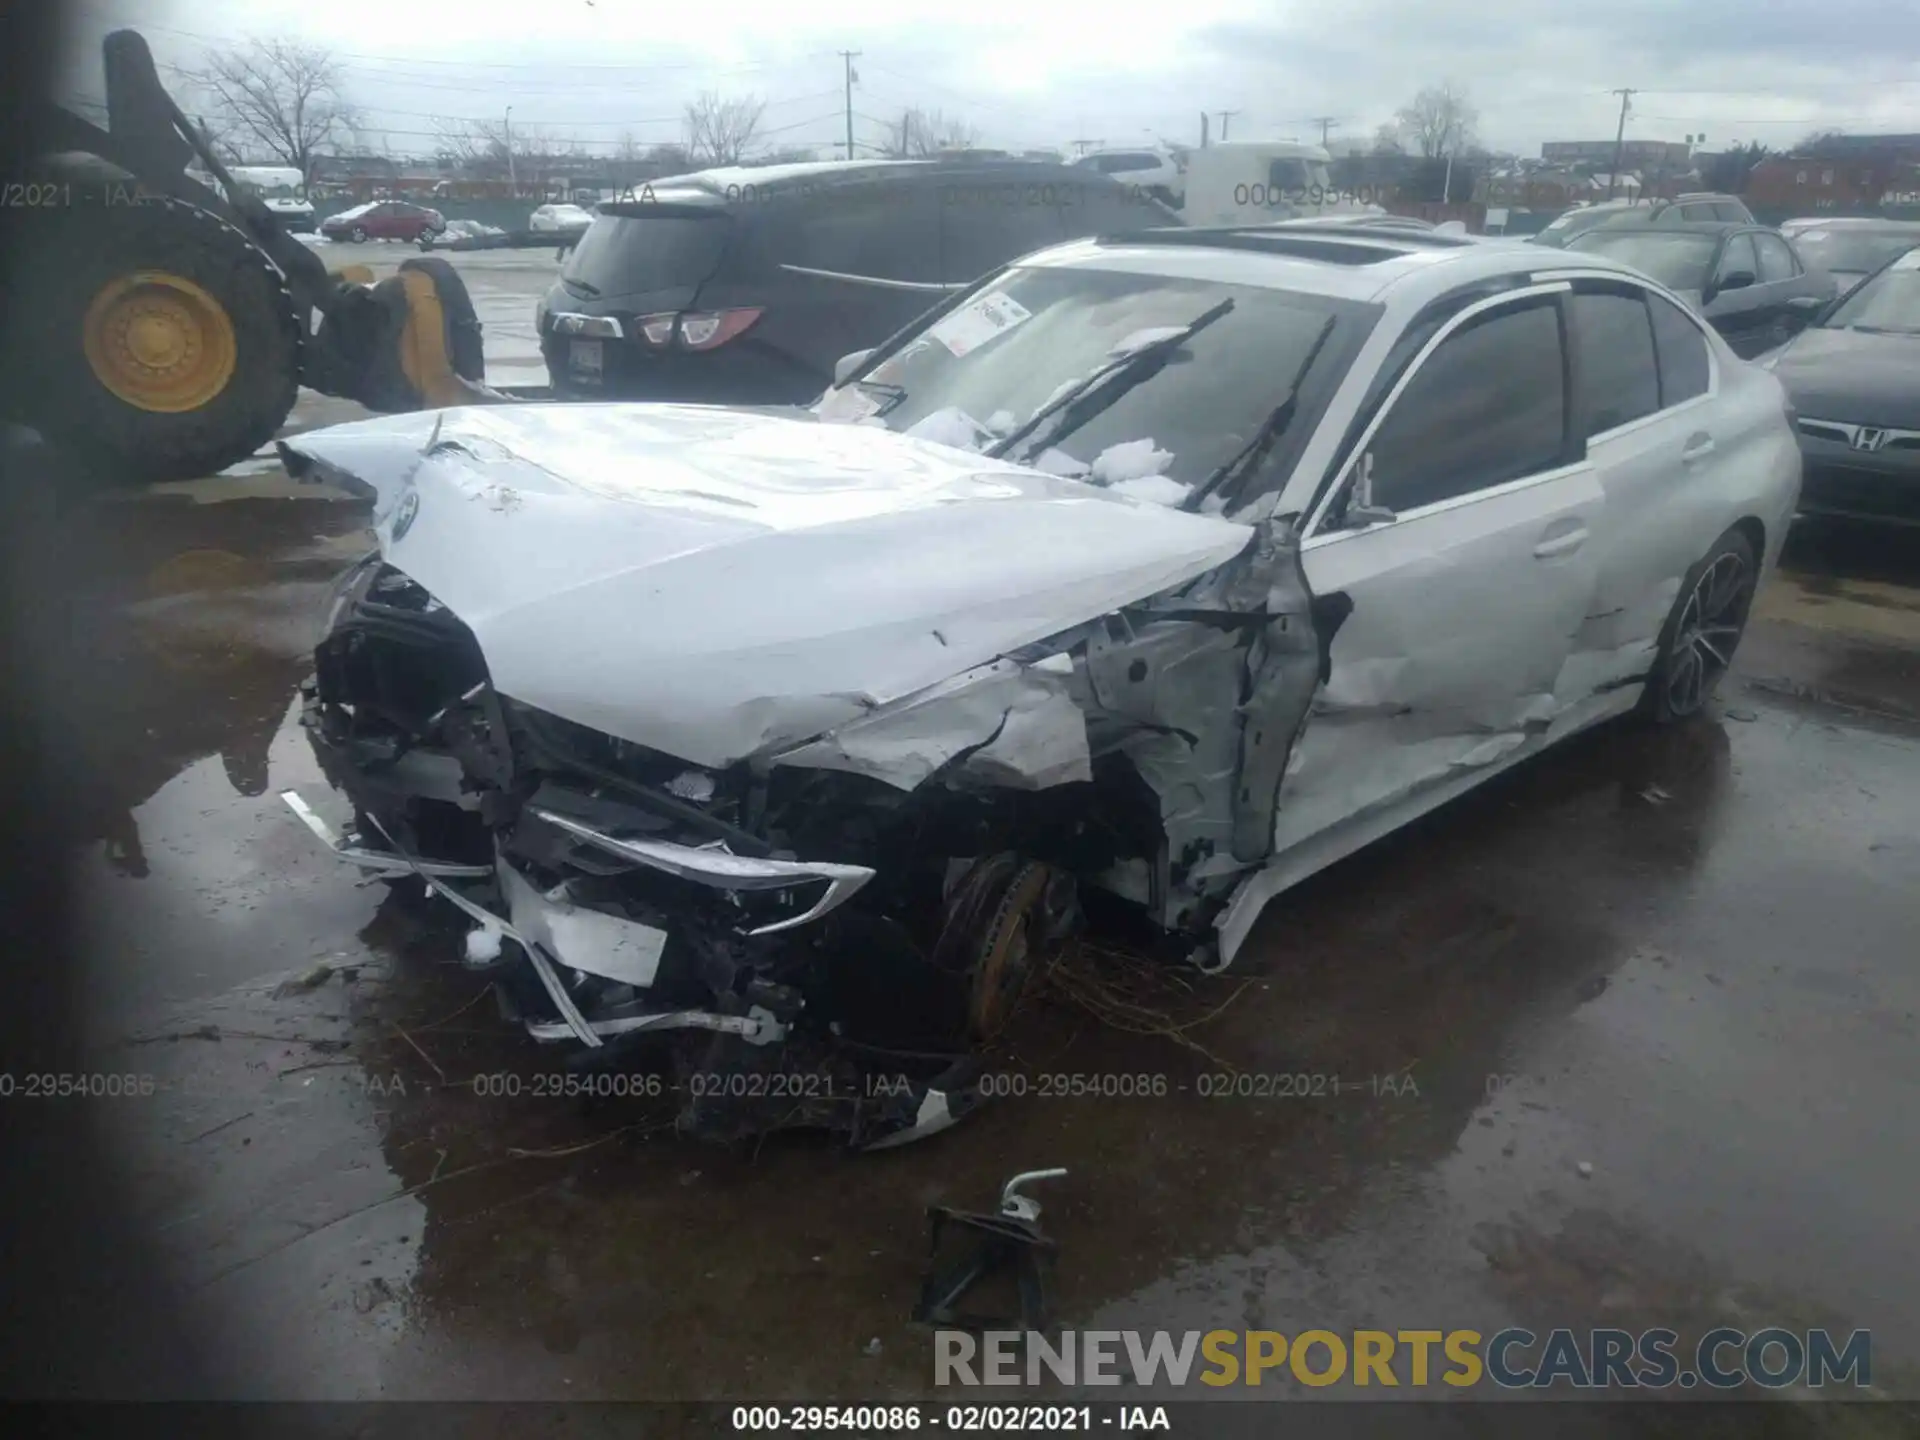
[1647, 292, 1710, 406]
[940, 187, 1068, 283]
[832, 267, 1376, 499]
[1823, 249, 1920, 333]
[1268, 158, 1312, 191]
[1356, 297, 1567, 516]
[1753, 233, 1799, 283]
[562, 211, 730, 297]
[1716, 233, 1760, 283]
[1679, 204, 1715, 222]
[787, 176, 943, 284]
[1570, 289, 1659, 435]
[1794, 227, 1920, 273]
[1566, 230, 1717, 291]
[1713, 203, 1750, 222]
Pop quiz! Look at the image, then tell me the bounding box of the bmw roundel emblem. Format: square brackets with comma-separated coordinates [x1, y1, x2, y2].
[391, 489, 420, 541]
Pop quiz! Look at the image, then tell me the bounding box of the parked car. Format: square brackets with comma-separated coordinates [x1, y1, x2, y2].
[1784, 218, 1920, 297]
[1070, 147, 1185, 206]
[281, 225, 1798, 1146]
[531, 202, 595, 234]
[1262, 213, 1437, 231]
[1531, 193, 1755, 248]
[319, 200, 446, 243]
[1180, 141, 1376, 227]
[1565, 223, 1835, 357]
[538, 158, 1176, 403]
[418, 218, 509, 251]
[1759, 245, 1920, 525]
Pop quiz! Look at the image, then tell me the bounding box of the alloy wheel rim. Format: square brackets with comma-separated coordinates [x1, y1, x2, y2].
[1665, 551, 1751, 716]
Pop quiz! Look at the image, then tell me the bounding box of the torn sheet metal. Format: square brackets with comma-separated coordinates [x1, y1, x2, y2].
[771, 658, 1092, 792]
[530, 808, 875, 936]
[497, 859, 669, 989]
[279, 405, 1252, 771]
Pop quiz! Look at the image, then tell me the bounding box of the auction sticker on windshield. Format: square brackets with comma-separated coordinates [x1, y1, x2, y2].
[928, 291, 1033, 358]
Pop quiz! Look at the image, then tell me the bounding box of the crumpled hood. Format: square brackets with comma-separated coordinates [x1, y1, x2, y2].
[1769, 326, 1920, 426]
[283, 403, 1252, 767]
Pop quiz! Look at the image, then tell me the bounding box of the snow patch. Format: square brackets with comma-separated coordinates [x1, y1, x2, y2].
[464, 922, 504, 965]
[1032, 447, 1090, 478]
[1108, 326, 1187, 359]
[1110, 474, 1192, 507]
[904, 407, 987, 452]
[1090, 438, 1175, 485]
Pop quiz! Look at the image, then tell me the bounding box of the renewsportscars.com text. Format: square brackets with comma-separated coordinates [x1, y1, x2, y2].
[936, 1327, 1872, 1390]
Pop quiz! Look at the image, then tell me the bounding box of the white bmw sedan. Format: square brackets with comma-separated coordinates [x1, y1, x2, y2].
[276, 220, 1798, 1145]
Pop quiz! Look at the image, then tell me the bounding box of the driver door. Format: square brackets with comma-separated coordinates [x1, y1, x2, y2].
[1274, 284, 1605, 856]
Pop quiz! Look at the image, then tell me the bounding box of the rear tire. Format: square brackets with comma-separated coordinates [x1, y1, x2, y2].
[1640, 526, 1758, 724]
[2, 196, 300, 486]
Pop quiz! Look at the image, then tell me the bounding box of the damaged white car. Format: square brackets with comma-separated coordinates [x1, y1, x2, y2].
[279, 223, 1801, 1148]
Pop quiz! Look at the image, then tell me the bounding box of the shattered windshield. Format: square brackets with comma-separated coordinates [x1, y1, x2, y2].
[818, 266, 1376, 506]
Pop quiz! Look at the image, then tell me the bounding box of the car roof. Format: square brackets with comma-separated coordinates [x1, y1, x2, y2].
[1793, 216, 1920, 229]
[1022, 225, 1667, 307]
[1570, 221, 1747, 238]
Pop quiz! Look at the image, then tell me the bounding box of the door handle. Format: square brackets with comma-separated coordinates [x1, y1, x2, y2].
[1533, 526, 1588, 559]
[1682, 433, 1716, 463]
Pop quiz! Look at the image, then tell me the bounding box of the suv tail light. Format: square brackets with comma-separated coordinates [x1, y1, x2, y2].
[678, 308, 763, 350]
[630, 307, 764, 351]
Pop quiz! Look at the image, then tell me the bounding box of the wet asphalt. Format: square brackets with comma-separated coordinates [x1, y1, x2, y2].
[20, 250, 1920, 1428]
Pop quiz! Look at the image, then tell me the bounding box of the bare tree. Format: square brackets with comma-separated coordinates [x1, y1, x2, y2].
[184, 40, 358, 181]
[1394, 82, 1479, 159]
[684, 92, 765, 166]
[1370, 122, 1406, 156]
[882, 107, 979, 159]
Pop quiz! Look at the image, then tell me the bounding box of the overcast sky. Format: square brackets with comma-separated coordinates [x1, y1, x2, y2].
[62, 0, 1920, 161]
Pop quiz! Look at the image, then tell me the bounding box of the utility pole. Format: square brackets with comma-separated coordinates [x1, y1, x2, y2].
[840, 51, 861, 161]
[1217, 109, 1241, 142]
[1311, 115, 1338, 146]
[1607, 87, 1635, 201]
[504, 106, 516, 196]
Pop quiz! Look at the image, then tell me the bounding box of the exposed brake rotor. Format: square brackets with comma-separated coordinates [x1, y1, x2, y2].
[932, 853, 1079, 1042]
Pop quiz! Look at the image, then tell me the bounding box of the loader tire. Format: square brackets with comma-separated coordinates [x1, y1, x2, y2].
[3, 196, 300, 486]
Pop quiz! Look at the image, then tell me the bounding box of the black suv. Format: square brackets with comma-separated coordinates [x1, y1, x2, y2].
[1531, 192, 1755, 248]
[538, 160, 1178, 404]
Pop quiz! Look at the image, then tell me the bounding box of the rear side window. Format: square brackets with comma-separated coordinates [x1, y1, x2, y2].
[786, 178, 942, 284]
[940, 189, 1068, 283]
[1679, 204, 1715, 222]
[1648, 293, 1710, 406]
[1570, 290, 1659, 435]
[1363, 298, 1567, 514]
[1753, 233, 1799, 282]
[1716, 232, 1760, 282]
[1269, 158, 1312, 191]
[1713, 202, 1750, 222]
[561, 213, 727, 297]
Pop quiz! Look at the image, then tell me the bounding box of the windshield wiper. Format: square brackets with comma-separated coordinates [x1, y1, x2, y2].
[1183, 315, 1336, 514]
[985, 298, 1236, 464]
[561, 277, 601, 297]
[852, 377, 907, 417]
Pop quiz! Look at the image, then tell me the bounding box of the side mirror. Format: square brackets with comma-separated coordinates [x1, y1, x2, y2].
[1346, 452, 1397, 528]
[833, 348, 875, 387]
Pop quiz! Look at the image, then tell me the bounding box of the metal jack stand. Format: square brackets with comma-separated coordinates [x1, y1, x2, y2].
[914, 1169, 1068, 1332]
